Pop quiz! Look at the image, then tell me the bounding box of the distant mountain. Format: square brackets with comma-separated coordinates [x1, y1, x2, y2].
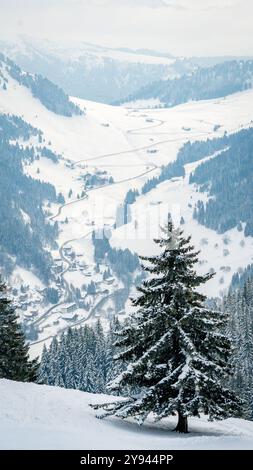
[119, 60, 253, 107]
[0, 37, 197, 104]
[117, 47, 175, 59]
[3, 37, 252, 106]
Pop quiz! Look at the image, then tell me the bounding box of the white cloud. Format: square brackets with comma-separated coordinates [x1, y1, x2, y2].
[75, 0, 241, 8]
[0, 0, 241, 9]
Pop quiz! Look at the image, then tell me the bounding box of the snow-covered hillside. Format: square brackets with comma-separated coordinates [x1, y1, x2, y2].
[1, 54, 253, 356]
[1, 379, 253, 450]
[28, 88, 253, 356]
[121, 60, 253, 108]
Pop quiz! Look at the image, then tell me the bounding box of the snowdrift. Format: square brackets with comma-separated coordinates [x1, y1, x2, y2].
[0, 379, 253, 450]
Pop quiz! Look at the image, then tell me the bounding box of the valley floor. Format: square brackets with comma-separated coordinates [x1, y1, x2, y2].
[0, 379, 253, 450]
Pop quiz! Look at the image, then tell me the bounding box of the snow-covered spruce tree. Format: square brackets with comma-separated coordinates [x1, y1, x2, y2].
[38, 344, 50, 384]
[106, 316, 124, 386]
[94, 319, 107, 392]
[37, 321, 119, 393]
[0, 279, 38, 382]
[91, 217, 241, 432]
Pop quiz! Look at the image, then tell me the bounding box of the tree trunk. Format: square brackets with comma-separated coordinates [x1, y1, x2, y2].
[173, 412, 189, 433]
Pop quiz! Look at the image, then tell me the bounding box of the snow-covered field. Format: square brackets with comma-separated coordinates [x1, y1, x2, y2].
[1, 379, 253, 450]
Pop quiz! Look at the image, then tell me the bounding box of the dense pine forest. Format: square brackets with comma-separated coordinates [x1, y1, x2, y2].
[224, 275, 253, 419]
[0, 53, 83, 117]
[0, 114, 58, 281]
[191, 127, 253, 235]
[92, 230, 140, 280]
[230, 264, 253, 290]
[38, 317, 123, 393]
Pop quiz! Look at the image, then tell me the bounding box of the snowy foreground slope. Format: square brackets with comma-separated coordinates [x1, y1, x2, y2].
[1, 380, 253, 450]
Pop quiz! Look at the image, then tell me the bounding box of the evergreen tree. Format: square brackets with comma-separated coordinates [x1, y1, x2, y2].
[106, 316, 125, 387]
[0, 280, 38, 382]
[94, 320, 107, 392]
[85, 351, 99, 393]
[92, 217, 241, 432]
[57, 192, 65, 204]
[37, 322, 124, 393]
[65, 329, 79, 389]
[38, 344, 50, 384]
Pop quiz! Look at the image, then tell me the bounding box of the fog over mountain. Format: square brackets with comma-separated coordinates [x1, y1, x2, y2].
[0, 0, 252, 56]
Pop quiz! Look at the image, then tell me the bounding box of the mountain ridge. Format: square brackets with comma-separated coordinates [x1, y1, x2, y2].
[118, 59, 253, 107]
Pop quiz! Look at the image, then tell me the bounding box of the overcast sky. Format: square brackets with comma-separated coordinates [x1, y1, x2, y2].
[0, 0, 252, 56]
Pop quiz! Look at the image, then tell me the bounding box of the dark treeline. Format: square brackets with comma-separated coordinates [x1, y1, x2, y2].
[92, 230, 139, 280]
[191, 127, 253, 235]
[230, 264, 253, 291]
[40, 146, 60, 163]
[177, 134, 229, 165]
[0, 53, 83, 117]
[141, 160, 185, 194]
[38, 318, 124, 394]
[119, 160, 185, 213]
[120, 60, 253, 107]
[0, 114, 58, 281]
[0, 113, 42, 141]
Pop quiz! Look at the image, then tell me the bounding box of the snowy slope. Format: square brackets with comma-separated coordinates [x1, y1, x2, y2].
[1, 55, 253, 355]
[1, 379, 253, 450]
